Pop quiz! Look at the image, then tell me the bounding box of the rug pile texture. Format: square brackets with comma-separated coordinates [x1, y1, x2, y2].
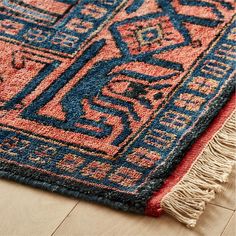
[0, 0, 235, 227]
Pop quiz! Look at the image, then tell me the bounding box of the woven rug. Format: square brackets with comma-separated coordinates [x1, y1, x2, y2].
[0, 0, 235, 227]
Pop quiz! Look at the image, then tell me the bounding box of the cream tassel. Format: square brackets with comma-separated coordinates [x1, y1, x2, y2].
[161, 112, 236, 228]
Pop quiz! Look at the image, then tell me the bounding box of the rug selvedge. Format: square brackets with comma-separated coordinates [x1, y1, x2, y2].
[0, 0, 235, 225]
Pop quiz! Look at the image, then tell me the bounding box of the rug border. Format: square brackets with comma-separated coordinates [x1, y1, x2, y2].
[145, 92, 236, 217]
[160, 110, 235, 227]
[1, 82, 235, 214]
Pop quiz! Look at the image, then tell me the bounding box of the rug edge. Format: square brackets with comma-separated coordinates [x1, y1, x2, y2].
[160, 111, 236, 228]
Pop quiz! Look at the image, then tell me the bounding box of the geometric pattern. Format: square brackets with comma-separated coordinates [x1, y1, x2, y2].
[0, 0, 235, 214]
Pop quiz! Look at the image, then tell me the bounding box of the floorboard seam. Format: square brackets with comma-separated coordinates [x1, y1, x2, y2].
[209, 202, 235, 211]
[50, 201, 79, 236]
[220, 211, 235, 236]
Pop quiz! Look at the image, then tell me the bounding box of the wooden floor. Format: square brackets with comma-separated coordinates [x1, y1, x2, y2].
[0, 166, 235, 236]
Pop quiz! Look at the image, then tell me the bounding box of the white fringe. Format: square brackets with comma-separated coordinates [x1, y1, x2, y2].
[161, 111, 236, 228]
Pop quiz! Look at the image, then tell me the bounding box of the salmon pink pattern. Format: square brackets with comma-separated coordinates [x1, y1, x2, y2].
[0, 0, 235, 214]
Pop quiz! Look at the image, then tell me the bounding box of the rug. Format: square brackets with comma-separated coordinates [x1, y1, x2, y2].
[0, 0, 235, 227]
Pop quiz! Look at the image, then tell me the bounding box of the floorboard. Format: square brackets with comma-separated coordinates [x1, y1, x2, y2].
[53, 201, 233, 236]
[0, 179, 77, 236]
[221, 212, 236, 236]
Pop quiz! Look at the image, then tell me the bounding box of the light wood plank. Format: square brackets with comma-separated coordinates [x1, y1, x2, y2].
[0, 179, 77, 236]
[211, 164, 236, 210]
[54, 201, 233, 236]
[222, 212, 236, 236]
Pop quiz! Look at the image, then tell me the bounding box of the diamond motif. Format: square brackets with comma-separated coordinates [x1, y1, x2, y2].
[113, 15, 186, 55]
[136, 25, 163, 46]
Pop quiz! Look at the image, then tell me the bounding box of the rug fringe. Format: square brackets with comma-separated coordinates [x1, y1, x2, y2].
[161, 111, 236, 228]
